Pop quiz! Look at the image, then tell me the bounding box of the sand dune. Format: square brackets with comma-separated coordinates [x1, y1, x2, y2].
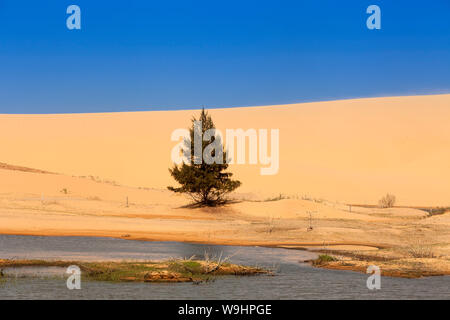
[1, 162, 449, 267]
[1, 164, 446, 245]
[1, 94, 450, 277]
[1, 94, 449, 206]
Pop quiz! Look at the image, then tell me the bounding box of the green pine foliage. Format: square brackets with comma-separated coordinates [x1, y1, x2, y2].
[168, 109, 241, 206]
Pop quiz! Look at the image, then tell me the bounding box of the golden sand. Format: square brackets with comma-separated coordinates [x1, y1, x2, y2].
[1, 94, 449, 276]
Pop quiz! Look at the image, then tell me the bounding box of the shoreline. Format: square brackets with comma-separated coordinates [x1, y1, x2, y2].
[308, 250, 450, 279]
[311, 260, 450, 279]
[0, 229, 387, 248]
[1, 231, 448, 279]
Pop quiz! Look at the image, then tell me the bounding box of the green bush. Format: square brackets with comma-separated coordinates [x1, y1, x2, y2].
[313, 254, 337, 265]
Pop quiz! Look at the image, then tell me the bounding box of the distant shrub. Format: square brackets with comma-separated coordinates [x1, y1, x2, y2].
[428, 207, 450, 217]
[313, 254, 337, 265]
[318, 254, 336, 262]
[264, 193, 287, 202]
[378, 193, 396, 208]
[406, 241, 436, 258]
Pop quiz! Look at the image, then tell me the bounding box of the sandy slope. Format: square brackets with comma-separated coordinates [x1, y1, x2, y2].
[1, 94, 450, 276]
[0, 160, 448, 247]
[1, 94, 450, 206]
[0, 164, 449, 277]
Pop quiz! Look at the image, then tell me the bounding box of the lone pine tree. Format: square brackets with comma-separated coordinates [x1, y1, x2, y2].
[168, 108, 241, 206]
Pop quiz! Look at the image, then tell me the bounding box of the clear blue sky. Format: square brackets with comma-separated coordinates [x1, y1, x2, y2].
[0, 0, 449, 113]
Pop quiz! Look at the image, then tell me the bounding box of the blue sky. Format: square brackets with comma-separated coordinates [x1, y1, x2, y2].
[0, 0, 449, 113]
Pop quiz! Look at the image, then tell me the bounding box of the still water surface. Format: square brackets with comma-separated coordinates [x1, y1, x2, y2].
[0, 235, 448, 299]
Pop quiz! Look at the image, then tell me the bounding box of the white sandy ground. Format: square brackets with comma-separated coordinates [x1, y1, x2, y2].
[0, 94, 449, 275]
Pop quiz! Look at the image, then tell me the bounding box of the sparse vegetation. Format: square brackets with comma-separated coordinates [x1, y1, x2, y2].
[378, 193, 396, 208]
[310, 248, 450, 278]
[266, 216, 279, 234]
[405, 240, 436, 258]
[427, 207, 450, 217]
[0, 258, 269, 283]
[312, 254, 337, 265]
[78, 175, 119, 186]
[264, 193, 288, 202]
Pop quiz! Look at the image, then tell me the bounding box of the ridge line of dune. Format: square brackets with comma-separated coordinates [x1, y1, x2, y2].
[0, 162, 56, 175]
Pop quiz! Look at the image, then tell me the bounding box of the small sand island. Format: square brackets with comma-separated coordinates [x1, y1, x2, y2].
[0, 259, 269, 283]
[310, 252, 450, 279]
